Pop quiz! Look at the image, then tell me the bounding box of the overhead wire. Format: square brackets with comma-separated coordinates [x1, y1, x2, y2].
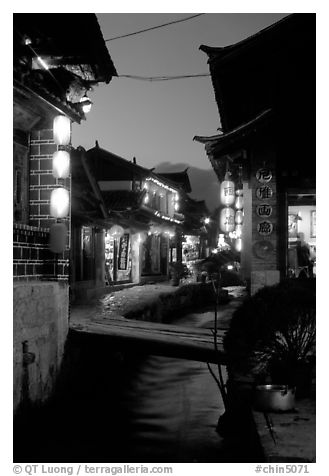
[116, 73, 210, 81]
[104, 13, 205, 42]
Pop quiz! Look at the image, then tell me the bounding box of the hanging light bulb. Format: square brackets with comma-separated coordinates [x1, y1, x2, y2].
[80, 94, 93, 114]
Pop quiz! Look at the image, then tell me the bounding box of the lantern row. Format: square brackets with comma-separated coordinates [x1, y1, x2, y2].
[219, 172, 244, 252]
[50, 115, 71, 219]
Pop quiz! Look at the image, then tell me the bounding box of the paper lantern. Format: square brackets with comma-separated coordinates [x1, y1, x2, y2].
[235, 224, 243, 238]
[53, 115, 71, 146]
[49, 222, 67, 253]
[220, 174, 235, 206]
[50, 188, 70, 218]
[235, 195, 244, 210]
[80, 95, 92, 114]
[52, 150, 70, 178]
[220, 207, 235, 233]
[109, 225, 124, 239]
[235, 210, 244, 225]
[235, 238, 242, 252]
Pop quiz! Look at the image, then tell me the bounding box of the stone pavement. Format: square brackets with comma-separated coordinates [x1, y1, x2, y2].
[252, 398, 316, 462]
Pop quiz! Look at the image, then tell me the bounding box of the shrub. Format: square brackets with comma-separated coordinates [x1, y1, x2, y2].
[224, 279, 316, 386]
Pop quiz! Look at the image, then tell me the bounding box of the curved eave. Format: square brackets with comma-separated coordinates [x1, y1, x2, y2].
[14, 79, 84, 124]
[199, 14, 295, 65]
[194, 108, 272, 150]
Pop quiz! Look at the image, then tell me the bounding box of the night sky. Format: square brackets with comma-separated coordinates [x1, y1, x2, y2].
[71, 13, 288, 210]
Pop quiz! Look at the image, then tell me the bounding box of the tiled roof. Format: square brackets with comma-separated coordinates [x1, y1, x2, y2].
[157, 170, 192, 193]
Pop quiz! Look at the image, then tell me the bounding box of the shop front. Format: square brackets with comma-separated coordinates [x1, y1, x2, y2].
[105, 226, 132, 284]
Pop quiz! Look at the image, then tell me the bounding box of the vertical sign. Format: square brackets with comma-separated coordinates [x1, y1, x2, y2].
[118, 233, 130, 270]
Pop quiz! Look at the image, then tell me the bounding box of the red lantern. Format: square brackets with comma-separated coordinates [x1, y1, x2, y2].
[220, 207, 235, 233]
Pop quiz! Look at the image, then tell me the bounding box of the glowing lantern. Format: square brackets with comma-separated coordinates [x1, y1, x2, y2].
[220, 173, 235, 206]
[50, 188, 70, 218]
[235, 238, 242, 252]
[52, 150, 70, 178]
[220, 207, 235, 233]
[109, 225, 124, 239]
[53, 115, 71, 146]
[235, 195, 244, 210]
[80, 95, 92, 114]
[235, 224, 243, 238]
[235, 210, 244, 225]
[49, 222, 67, 253]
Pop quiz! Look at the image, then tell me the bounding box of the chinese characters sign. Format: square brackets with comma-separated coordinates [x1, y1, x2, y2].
[118, 233, 130, 270]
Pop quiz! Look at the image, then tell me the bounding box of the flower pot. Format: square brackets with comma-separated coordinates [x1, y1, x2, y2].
[253, 385, 296, 412]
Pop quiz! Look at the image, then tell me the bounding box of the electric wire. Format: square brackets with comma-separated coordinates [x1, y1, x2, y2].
[116, 73, 210, 81]
[104, 13, 205, 42]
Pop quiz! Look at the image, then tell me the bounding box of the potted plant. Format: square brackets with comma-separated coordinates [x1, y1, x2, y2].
[224, 279, 316, 402]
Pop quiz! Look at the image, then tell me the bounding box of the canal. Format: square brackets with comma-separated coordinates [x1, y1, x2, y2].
[14, 308, 252, 463]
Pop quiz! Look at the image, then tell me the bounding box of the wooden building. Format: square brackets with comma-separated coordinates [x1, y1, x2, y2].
[70, 144, 185, 301]
[194, 14, 316, 294]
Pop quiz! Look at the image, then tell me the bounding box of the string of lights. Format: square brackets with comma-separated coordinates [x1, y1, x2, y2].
[104, 13, 205, 42]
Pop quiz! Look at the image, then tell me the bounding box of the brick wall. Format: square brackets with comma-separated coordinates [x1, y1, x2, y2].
[12, 127, 71, 282]
[13, 223, 69, 281]
[29, 129, 70, 231]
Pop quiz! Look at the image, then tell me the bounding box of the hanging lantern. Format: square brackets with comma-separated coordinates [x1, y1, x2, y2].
[220, 207, 235, 233]
[53, 115, 71, 146]
[109, 225, 124, 239]
[235, 193, 244, 210]
[235, 238, 242, 252]
[49, 222, 67, 253]
[80, 94, 92, 114]
[50, 187, 70, 218]
[220, 173, 235, 206]
[235, 210, 244, 225]
[235, 224, 243, 238]
[52, 150, 70, 178]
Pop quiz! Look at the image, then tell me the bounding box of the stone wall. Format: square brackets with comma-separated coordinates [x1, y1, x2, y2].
[13, 281, 69, 414]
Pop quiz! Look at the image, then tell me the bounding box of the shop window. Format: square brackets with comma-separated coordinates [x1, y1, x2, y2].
[287, 195, 316, 278]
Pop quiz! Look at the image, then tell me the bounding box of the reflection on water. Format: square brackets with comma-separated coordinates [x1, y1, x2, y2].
[15, 311, 232, 463]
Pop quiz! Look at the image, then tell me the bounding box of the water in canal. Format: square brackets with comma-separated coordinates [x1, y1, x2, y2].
[14, 309, 248, 463]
